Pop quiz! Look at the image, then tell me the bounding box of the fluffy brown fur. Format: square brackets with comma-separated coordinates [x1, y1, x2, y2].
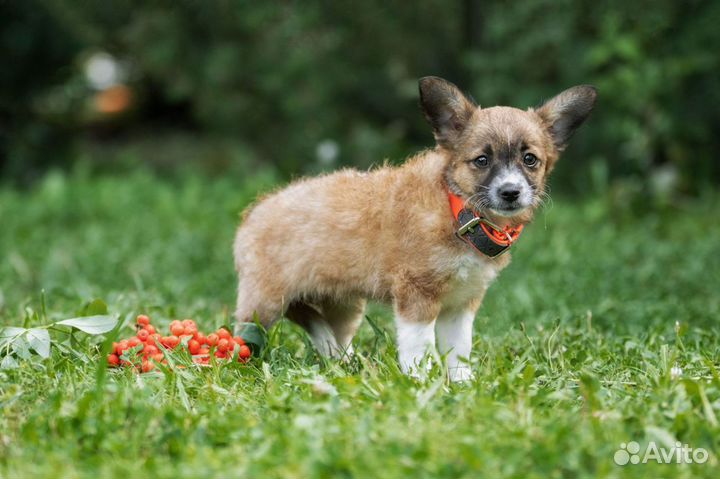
[234, 76, 596, 380]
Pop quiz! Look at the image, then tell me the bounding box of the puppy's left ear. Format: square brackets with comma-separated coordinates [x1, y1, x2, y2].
[536, 85, 597, 151]
[419, 76, 476, 149]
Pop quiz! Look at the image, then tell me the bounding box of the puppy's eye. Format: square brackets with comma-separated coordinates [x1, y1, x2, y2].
[472, 155, 489, 168]
[523, 153, 538, 167]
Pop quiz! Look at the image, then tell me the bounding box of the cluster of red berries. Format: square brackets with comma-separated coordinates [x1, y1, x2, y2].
[107, 314, 251, 372]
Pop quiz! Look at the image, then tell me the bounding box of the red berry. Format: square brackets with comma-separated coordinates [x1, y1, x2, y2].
[233, 336, 245, 346]
[195, 332, 206, 344]
[107, 353, 120, 366]
[137, 329, 149, 341]
[194, 355, 210, 365]
[217, 328, 231, 340]
[184, 325, 198, 337]
[116, 340, 129, 355]
[152, 353, 164, 362]
[182, 319, 196, 328]
[144, 344, 158, 356]
[144, 324, 156, 335]
[141, 360, 154, 373]
[170, 324, 185, 336]
[215, 351, 227, 359]
[128, 337, 141, 348]
[206, 333, 219, 347]
[217, 338, 229, 353]
[188, 339, 201, 355]
[238, 345, 251, 360]
[167, 336, 180, 348]
[136, 314, 150, 326]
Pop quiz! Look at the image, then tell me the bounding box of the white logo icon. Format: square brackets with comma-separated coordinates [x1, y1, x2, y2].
[614, 442, 641, 465]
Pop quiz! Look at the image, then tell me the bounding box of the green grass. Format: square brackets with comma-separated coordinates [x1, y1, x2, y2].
[1, 169, 719, 478]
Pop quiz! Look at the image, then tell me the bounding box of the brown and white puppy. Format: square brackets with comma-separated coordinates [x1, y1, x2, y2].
[234, 77, 596, 381]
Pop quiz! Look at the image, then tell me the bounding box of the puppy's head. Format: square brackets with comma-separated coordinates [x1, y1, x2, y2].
[419, 76, 596, 224]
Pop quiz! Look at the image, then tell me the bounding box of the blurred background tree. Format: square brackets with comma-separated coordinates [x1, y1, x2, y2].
[1, 0, 719, 196]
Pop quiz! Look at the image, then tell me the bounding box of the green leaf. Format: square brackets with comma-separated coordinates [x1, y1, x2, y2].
[682, 379, 700, 399]
[364, 315, 386, 338]
[120, 343, 144, 362]
[235, 322, 266, 351]
[0, 327, 27, 349]
[82, 299, 109, 316]
[175, 372, 192, 412]
[27, 328, 51, 358]
[522, 364, 536, 385]
[1, 327, 27, 339]
[1, 355, 19, 370]
[56, 315, 118, 335]
[12, 337, 32, 360]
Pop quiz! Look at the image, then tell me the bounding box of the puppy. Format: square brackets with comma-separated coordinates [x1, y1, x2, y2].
[234, 77, 596, 381]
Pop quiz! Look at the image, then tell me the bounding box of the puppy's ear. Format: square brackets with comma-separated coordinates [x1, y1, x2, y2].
[419, 76, 476, 149]
[536, 85, 597, 150]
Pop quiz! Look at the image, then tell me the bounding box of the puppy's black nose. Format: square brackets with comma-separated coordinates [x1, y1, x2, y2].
[499, 184, 521, 202]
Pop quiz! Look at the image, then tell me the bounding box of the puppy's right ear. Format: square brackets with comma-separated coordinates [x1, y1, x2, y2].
[536, 85, 597, 151]
[419, 76, 476, 149]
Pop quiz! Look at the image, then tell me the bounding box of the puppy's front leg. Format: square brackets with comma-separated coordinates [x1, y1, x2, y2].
[393, 298, 440, 378]
[436, 306, 478, 382]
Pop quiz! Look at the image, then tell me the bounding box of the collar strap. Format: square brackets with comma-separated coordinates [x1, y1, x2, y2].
[448, 192, 524, 258]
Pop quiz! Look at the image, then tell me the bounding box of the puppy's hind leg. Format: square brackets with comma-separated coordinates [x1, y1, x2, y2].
[322, 298, 366, 357]
[285, 301, 340, 357]
[286, 298, 365, 358]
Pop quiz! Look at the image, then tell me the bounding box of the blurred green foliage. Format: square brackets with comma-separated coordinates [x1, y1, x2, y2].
[1, 0, 719, 193]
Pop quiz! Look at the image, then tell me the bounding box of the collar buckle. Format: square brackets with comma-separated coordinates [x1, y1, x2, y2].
[456, 217, 482, 236]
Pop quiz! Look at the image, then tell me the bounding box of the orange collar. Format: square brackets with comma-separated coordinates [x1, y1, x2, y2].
[448, 191, 524, 256]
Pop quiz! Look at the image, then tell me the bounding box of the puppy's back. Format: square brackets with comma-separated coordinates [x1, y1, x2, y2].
[233, 167, 395, 297]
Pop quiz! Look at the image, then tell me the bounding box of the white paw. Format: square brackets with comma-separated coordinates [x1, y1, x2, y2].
[395, 317, 436, 380]
[337, 344, 354, 362]
[448, 366, 475, 382]
[401, 358, 433, 380]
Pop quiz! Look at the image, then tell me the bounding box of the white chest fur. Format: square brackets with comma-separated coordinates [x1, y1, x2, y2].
[441, 251, 500, 310]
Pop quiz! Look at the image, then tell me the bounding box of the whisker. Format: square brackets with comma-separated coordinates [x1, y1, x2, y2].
[469, 195, 490, 212]
[463, 192, 484, 209]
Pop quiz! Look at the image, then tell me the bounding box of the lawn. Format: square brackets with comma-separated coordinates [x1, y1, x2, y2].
[1, 169, 719, 478]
